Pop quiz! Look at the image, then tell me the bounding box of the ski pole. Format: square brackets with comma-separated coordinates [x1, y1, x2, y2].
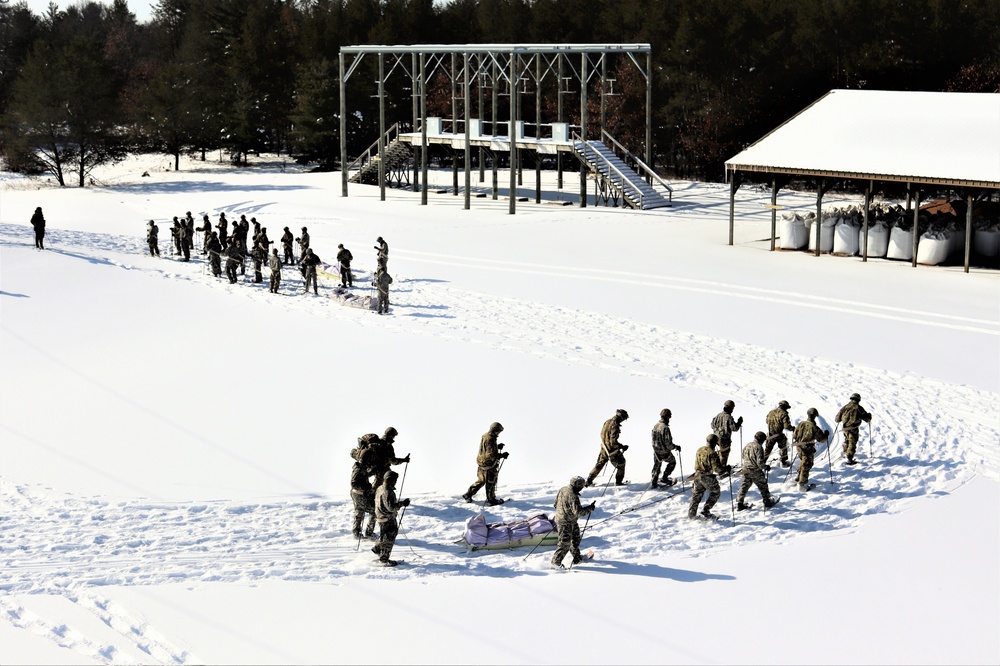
[739, 428, 744, 465]
[826, 437, 835, 485]
[678, 455, 685, 492]
[728, 470, 735, 525]
[783, 447, 799, 484]
[599, 464, 616, 498]
[398, 460, 410, 498]
[522, 526, 551, 561]
[869, 422, 873, 459]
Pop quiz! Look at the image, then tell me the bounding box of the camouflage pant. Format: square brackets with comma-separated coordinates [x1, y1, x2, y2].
[796, 444, 815, 485]
[718, 438, 733, 467]
[351, 491, 376, 537]
[842, 428, 861, 459]
[764, 433, 789, 463]
[466, 465, 499, 502]
[283, 244, 293, 264]
[651, 449, 677, 483]
[270, 271, 280, 293]
[688, 473, 721, 517]
[375, 517, 399, 561]
[587, 449, 626, 486]
[736, 470, 772, 505]
[340, 266, 352, 287]
[225, 259, 239, 283]
[304, 267, 318, 293]
[551, 520, 582, 566]
[209, 253, 221, 276]
[148, 240, 159, 257]
[377, 289, 390, 313]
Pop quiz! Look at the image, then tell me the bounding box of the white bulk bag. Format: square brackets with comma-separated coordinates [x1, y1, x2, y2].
[779, 213, 808, 250]
[833, 220, 858, 255]
[974, 228, 1000, 257]
[807, 215, 836, 253]
[858, 224, 890, 258]
[916, 230, 949, 265]
[887, 226, 913, 260]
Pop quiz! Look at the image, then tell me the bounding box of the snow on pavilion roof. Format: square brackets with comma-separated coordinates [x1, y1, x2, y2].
[726, 89, 1000, 189]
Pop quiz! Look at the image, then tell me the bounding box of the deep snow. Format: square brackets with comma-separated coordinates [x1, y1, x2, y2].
[1, 154, 998, 664]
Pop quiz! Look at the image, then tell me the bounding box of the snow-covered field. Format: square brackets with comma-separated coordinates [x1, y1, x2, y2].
[2, 154, 998, 665]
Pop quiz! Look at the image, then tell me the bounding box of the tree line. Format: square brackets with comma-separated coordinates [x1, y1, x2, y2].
[1, 0, 997, 186]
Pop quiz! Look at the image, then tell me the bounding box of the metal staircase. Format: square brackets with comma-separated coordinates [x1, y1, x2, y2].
[571, 131, 672, 210]
[347, 123, 412, 187]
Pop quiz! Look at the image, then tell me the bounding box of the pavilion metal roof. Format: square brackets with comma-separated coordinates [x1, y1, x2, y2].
[726, 89, 1000, 189]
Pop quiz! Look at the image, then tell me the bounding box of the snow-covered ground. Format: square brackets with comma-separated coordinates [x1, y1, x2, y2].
[1, 154, 998, 665]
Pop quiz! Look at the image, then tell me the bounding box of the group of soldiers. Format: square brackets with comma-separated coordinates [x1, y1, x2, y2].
[349, 428, 411, 567]
[438, 393, 871, 568]
[144, 213, 394, 309]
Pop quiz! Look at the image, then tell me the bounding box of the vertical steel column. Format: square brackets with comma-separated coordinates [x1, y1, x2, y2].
[412, 52, 419, 192]
[862, 180, 872, 262]
[420, 52, 427, 206]
[557, 53, 564, 191]
[492, 59, 498, 200]
[911, 188, 921, 268]
[580, 53, 588, 208]
[339, 51, 348, 197]
[509, 50, 517, 214]
[378, 52, 386, 202]
[535, 54, 542, 204]
[728, 172, 737, 246]
[964, 192, 973, 273]
[452, 53, 458, 196]
[815, 179, 824, 257]
[464, 51, 471, 211]
[770, 178, 778, 251]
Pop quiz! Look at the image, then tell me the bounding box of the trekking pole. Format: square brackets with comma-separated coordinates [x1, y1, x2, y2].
[826, 438, 835, 485]
[398, 460, 410, 498]
[783, 447, 799, 484]
[739, 428, 744, 464]
[522, 527, 550, 561]
[678, 455, 685, 492]
[728, 470, 736, 525]
[599, 465, 615, 498]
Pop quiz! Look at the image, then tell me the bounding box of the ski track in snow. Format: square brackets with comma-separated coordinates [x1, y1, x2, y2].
[2, 221, 998, 661]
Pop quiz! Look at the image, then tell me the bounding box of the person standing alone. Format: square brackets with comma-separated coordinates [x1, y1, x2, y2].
[30, 207, 46, 249]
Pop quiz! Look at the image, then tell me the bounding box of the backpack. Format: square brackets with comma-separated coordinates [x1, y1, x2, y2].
[351, 433, 380, 463]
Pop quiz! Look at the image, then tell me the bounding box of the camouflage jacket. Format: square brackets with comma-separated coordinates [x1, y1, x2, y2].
[281, 231, 293, 248]
[793, 420, 828, 445]
[601, 417, 624, 456]
[147, 225, 158, 242]
[375, 483, 403, 523]
[554, 485, 594, 524]
[694, 445, 724, 475]
[476, 431, 500, 469]
[336, 247, 353, 268]
[766, 408, 793, 438]
[711, 412, 738, 442]
[741, 440, 767, 475]
[376, 272, 393, 293]
[350, 462, 373, 497]
[651, 420, 677, 457]
[835, 401, 872, 431]
[268, 254, 282, 272]
[375, 440, 406, 470]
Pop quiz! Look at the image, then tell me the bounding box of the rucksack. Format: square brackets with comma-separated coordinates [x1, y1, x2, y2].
[351, 433, 380, 463]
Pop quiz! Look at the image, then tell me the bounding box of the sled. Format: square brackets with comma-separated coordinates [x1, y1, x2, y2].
[460, 513, 559, 551]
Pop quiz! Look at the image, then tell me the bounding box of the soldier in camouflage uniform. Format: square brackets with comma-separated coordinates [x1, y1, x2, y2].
[650, 408, 681, 488]
[793, 408, 829, 491]
[551, 476, 596, 569]
[350, 450, 377, 540]
[281, 227, 295, 264]
[268, 248, 282, 293]
[586, 409, 629, 487]
[737, 432, 777, 510]
[146, 220, 160, 257]
[765, 400, 794, 467]
[835, 393, 872, 465]
[198, 215, 213, 253]
[375, 269, 392, 314]
[463, 422, 508, 505]
[372, 426, 410, 490]
[374, 470, 409, 567]
[688, 435, 727, 519]
[711, 400, 743, 474]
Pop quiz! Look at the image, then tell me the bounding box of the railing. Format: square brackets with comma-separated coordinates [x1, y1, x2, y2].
[346, 122, 401, 173]
[601, 129, 673, 203]
[572, 132, 644, 209]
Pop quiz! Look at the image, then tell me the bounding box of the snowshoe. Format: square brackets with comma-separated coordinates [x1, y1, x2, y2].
[461, 493, 473, 503]
[736, 503, 753, 511]
[845, 459, 858, 466]
[661, 477, 677, 487]
[700, 511, 720, 521]
[380, 559, 398, 568]
[551, 562, 566, 570]
[763, 498, 780, 509]
[371, 545, 380, 555]
[487, 498, 505, 506]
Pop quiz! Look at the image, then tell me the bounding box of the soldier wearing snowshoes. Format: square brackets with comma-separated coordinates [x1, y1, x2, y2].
[206, 232, 222, 277]
[217, 214, 228, 246]
[297, 227, 310, 258]
[688, 435, 727, 520]
[551, 476, 596, 569]
[268, 248, 282, 293]
[711, 400, 743, 473]
[372, 427, 409, 490]
[336, 244, 354, 288]
[793, 408, 829, 491]
[375, 236, 388, 271]
[765, 400, 794, 467]
[301, 248, 321, 294]
[146, 220, 160, 257]
[737, 432, 777, 510]
[586, 409, 629, 487]
[224, 238, 241, 284]
[350, 450, 377, 540]
[198, 215, 213, 253]
[375, 269, 392, 314]
[463, 422, 508, 505]
[374, 470, 409, 567]
[835, 393, 872, 465]
[651, 408, 681, 488]
[30, 207, 46, 249]
[281, 227, 294, 264]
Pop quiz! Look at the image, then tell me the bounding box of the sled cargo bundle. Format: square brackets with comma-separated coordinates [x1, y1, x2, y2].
[462, 513, 558, 551]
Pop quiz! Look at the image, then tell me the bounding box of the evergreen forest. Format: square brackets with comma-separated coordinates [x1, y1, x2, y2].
[1, 0, 998, 186]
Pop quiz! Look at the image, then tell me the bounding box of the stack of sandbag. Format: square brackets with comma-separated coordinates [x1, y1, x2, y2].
[779, 212, 809, 250]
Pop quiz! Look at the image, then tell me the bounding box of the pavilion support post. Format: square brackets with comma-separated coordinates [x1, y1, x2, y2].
[728, 171, 741, 246]
[339, 52, 347, 197]
[770, 178, 778, 251]
[509, 51, 517, 215]
[452, 53, 459, 196]
[580, 53, 588, 208]
[911, 187, 921, 268]
[412, 53, 419, 192]
[862, 180, 873, 262]
[964, 191, 973, 273]
[420, 52, 428, 206]
[536, 55, 542, 204]
[378, 52, 386, 202]
[814, 179, 826, 257]
[492, 59, 498, 200]
[464, 52, 471, 211]
[557, 53, 564, 191]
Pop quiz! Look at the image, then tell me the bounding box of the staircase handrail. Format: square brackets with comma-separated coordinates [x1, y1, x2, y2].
[600, 129, 673, 201]
[346, 122, 401, 173]
[572, 132, 644, 209]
